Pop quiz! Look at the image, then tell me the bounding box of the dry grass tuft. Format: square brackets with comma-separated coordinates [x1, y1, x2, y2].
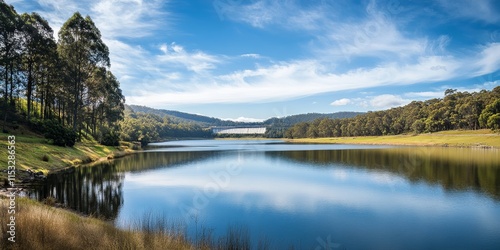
[0, 198, 192, 250]
[0, 198, 269, 250]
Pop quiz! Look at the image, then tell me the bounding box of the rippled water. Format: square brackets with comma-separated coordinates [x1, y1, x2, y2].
[31, 140, 500, 249]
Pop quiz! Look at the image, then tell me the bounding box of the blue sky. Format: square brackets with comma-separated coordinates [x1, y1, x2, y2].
[8, 0, 500, 122]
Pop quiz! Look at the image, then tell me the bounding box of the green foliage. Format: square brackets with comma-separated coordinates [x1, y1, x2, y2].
[1, 3, 124, 146]
[120, 111, 213, 146]
[58, 12, 111, 132]
[129, 105, 362, 139]
[265, 112, 362, 138]
[479, 100, 500, 130]
[411, 119, 426, 134]
[129, 105, 231, 126]
[486, 114, 500, 131]
[286, 87, 500, 138]
[98, 127, 120, 146]
[42, 119, 76, 147]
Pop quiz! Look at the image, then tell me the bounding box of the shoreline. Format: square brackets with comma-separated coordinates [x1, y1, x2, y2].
[285, 130, 500, 149]
[0, 147, 137, 199]
[2, 130, 498, 188]
[0, 134, 140, 188]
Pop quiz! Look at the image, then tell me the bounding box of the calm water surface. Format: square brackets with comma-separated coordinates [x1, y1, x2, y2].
[31, 140, 500, 249]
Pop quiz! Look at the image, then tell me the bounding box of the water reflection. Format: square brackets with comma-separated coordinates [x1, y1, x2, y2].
[28, 143, 500, 248]
[267, 147, 500, 200]
[30, 151, 222, 219]
[31, 161, 124, 220]
[31, 146, 500, 219]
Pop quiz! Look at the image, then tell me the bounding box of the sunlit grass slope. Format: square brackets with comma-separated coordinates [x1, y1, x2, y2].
[288, 129, 500, 148]
[0, 132, 135, 184]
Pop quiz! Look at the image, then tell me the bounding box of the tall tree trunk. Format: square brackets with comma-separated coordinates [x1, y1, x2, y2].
[60, 101, 64, 126]
[27, 63, 33, 121]
[72, 81, 78, 131]
[9, 64, 14, 107]
[92, 105, 96, 135]
[2, 40, 12, 132]
[2, 63, 9, 132]
[3, 63, 8, 104]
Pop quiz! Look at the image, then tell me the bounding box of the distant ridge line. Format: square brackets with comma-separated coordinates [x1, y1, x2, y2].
[126, 104, 363, 127]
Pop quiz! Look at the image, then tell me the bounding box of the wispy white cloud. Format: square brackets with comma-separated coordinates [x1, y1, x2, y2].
[33, 0, 82, 36]
[13, 0, 500, 111]
[6, 0, 24, 4]
[321, 6, 427, 60]
[369, 94, 411, 109]
[404, 91, 443, 99]
[404, 79, 500, 100]
[330, 98, 351, 106]
[126, 38, 500, 107]
[240, 53, 262, 59]
[156, 43, 221, 73]
[223, 117, 265, 123]
[31, 0, 169, 39]
[472, 43, 500, 76]
[14, 0, 173, 91]
[335, 94, 411, 111]
[91, 0, 169, 39]
[216, 0, 327, 31]
[437, 0, 500, 23]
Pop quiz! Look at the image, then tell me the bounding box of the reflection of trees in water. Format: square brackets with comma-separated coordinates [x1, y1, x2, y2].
[112, 151, 222, 172]
[267, 148, 500, 200]
[31, 162, 124, 220]
[30, 151, 222, 220]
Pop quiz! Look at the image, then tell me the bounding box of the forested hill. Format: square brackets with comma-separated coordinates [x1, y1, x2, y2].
[127, 105, 235, 126]
[285, 88, 500, 138]
[127, 105, 362, 129]
[263, 112, 363, 125]
[263, 112, 363, 137]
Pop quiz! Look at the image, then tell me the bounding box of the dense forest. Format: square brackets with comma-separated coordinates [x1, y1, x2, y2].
[119, 106, 212, 146]
[127, 105, 363, 139]
[1, 1, 124, 146]
[286, 88, 500, 138]
[264, 112, 362, 138]
[128, 105, 247, 126]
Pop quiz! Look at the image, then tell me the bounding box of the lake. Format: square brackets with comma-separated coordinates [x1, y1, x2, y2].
[30, 140, 500, 249]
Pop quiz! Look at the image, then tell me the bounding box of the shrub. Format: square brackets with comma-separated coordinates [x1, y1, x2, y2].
[64, 129, 77, 147]
[101, 130, 120, 146]
[42, 154, 49, 162]
[42, 120, 76, 147]
[98, 127, 120, 146]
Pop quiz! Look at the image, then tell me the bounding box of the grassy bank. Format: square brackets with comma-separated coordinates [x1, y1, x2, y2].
[0, 197, 193, 250]
[0, 132, 137, 185]
[287, 129, 500, 148]
[0, 197, 267, 250]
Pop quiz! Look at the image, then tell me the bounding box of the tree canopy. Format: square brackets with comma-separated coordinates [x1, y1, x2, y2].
[1, 1, 124, 146]
[286, 87, 500, 139]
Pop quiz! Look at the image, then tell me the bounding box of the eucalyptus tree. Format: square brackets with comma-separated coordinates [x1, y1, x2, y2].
[1, 1, 22, 108]
[36, 38, 58, 120]
[1, 1, 25, 132]
[479, 99, 500, 130]
[57, 12, 110, 135]
[20, 12, 55, 120]
[100, 70, 125, 127]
